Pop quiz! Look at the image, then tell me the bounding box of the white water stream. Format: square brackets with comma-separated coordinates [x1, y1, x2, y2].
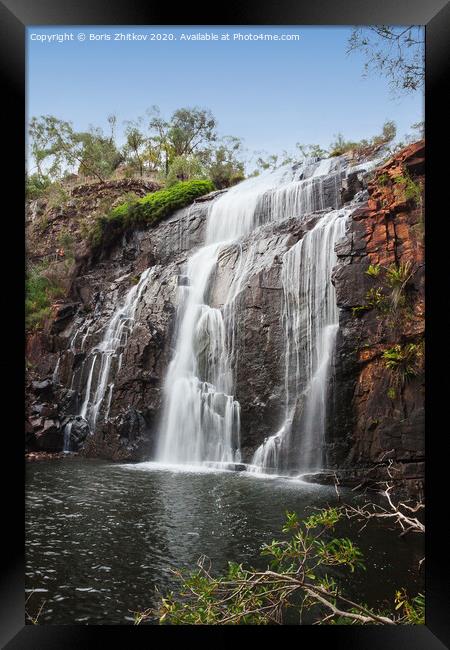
[250, 208, 348, 473]
[79, 267, 155, 429]
[156, 156, 350, 470]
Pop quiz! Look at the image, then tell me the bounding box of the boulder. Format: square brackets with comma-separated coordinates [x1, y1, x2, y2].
[64, 416, 90, 450]
[32, 379, 54, 401]
[34, 418, 62, 451]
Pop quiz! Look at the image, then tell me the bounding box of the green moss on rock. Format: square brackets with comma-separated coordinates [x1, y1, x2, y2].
[90, 179, 215, 251]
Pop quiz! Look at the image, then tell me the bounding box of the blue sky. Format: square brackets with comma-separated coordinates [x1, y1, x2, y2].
[27, 26, 424, 166]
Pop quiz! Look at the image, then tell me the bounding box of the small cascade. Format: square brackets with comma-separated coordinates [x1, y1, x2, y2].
[78, 267, 155, 430]
[52, 356, 61, 384]
[250, 208, 349, 474]
[63, 421, 72, 453]
[204, 156, 343, 244]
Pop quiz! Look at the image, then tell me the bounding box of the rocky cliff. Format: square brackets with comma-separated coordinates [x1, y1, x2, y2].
[329, 141, 425, 493]
[25, 142, 425, 492]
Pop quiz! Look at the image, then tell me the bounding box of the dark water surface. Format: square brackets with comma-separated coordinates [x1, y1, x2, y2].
[25, 458, 424, 624]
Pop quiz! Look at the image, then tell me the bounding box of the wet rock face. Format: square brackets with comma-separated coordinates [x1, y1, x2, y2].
[328, 141, 425, 491]
[208, 222, 300, 459]
[83, 408, 155, 462]
[34, 418, 61, 452]
[26, 378, 63, 452]
[69, 417, 90, 449]
[27, 199, 210, 461]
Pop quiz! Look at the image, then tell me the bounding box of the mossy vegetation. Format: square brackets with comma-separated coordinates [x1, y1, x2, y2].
[374, 164, 422, 212]
[89, 179, 214, 251]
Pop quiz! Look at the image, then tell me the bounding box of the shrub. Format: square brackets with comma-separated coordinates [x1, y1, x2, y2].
[46, 182, 70, 209]
[352, 305, 370, 318]
[387, 387, 397, 400]
[386, 261, 413, 310]
[57, 228, 75, 258]
[25, 263, 66, 331]
[382, 342, 423, 382]
[393, 171, 422, 205]
[26, 173, 51, 200]
[377, 173, 390, 187]
[136, 507, 424, 626]
[386, 262, 412, 288]
[89, 179, 214, 250]
[366, 264, 381, 278]
[365, 287, 387, 310]
[329, 121, 397, 158]
[166, 155, 208, 187]
[36, 215, 50, 235]
[351, 286, 386, 316]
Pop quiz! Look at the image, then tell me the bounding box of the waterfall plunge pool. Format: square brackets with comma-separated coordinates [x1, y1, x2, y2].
[25, 458, 424, 624]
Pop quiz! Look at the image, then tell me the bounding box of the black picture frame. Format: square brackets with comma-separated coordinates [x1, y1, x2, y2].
[2, 0, 449, 646]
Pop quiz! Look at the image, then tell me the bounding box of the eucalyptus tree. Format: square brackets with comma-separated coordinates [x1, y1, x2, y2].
[148, 105, 218, 175]
[28, 115, 121, 183]
[347, 26, 425, 94]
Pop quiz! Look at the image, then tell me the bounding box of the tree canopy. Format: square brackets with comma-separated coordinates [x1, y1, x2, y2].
[347, 26, 425, 94]
[28, 115, 122, 183]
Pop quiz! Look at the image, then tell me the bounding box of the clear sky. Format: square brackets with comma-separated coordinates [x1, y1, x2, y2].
[26, 26, 424, 166]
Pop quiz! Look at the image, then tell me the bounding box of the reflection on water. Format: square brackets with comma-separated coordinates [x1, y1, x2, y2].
[25, 459, 424, 624]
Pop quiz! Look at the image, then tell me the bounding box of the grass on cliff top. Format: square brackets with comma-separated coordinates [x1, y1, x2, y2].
[89, 179, 214, 251]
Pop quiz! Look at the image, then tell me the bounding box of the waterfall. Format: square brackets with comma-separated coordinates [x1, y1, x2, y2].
[52, 355, 61, 383]
[156, 156, 348, 467]
[250, 208, 348, 474]
[155, 242, 242, 464]
[63, 421, 72, 453]
[78, 267, 155, 430]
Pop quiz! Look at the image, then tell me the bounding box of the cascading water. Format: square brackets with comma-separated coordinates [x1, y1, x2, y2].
[251, 208, 348, 474]
[63, 421, 72, 453]
[78, 267, 155, 430]
[155, 241, 241, 465]
[156, 155, 349, 467]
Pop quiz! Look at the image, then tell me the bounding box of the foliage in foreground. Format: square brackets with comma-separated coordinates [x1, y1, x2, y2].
[136, 506, 424, 626]
[89, 179, 214, 250]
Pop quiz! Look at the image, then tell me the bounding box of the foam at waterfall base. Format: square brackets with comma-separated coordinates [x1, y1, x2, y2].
[118, 460, 233, 475]
[117, 460, 328, 488]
